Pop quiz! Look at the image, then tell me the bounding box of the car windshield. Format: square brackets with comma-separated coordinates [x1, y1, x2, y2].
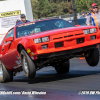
[16, 19, 75, 38]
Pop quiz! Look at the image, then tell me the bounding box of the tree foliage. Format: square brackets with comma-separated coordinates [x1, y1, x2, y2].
[31, 0, 73, 18]
[75, 0, 99, 12]
[31, 0, 100, 19]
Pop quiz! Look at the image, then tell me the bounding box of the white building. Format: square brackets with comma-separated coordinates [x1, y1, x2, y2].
[0, 0, 33, 43]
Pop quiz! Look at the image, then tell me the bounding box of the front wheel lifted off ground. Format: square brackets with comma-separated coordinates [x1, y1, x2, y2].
[85, 48, 99, 66]
[21, 50, 36, 79]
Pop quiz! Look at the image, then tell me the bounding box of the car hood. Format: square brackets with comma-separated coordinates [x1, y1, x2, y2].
[23, 26, 97, 39]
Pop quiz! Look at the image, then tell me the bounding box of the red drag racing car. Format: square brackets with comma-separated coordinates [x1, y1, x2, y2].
[0, 18, 100, 83]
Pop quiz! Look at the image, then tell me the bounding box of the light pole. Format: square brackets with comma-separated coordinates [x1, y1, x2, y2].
[72, 0, 78, 25]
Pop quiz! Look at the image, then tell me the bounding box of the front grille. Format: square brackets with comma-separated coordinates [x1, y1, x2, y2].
[53, 37, 63, 40]
[75, 33, 83, 36]
[64, 35, 73, 38]
[55, 42, 63, 48]
[77, 38, 84, 44]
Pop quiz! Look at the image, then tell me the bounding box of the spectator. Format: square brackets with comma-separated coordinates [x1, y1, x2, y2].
[16, 19, 20, 24]
[86, 3, 100, 29]
[85, 12, 89, 18]
[80, 12, 86, 18]
[86, 12, 89, 16]
[16, 14, 30, 25]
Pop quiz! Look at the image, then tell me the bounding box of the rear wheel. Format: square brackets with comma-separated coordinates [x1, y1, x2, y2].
[55, 60, 70, 74]
[85, 48, 99, 66]
[21, 50, 36, 79]
[0, 60, 13, 83]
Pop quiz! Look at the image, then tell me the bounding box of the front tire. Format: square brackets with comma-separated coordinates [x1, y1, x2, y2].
[0, 60, 13, 83]
[55, 60, 70, 74]
[85, 48, 99, 66]
[21, 50, 36, 79]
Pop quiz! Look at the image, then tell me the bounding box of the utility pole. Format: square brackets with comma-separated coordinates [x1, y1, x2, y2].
[72, 0, 78, 25]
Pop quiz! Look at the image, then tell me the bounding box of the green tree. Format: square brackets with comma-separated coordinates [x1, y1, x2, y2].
[37, 0, 52, 18]
[31, 0, 100, 19]
[75, 0, 98, 12]
[31, 0, 39, 19]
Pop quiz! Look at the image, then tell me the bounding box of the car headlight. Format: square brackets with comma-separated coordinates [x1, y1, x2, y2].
[83, 29, 90, 34]
[34, 36, 49, 44]
[83, 28, 97, 34]
[42, 37, 49, 42]
[34, 38, 41, 44]
[90, 28, 97, 33]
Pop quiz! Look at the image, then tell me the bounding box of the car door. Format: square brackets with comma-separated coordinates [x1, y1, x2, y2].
[1, 28, 20, 70]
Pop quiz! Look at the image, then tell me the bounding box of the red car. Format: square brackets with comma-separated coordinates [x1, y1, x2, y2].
[0, 18, 100, 83]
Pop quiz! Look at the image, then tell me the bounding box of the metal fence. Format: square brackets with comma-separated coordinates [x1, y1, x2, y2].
[34, 12, 87, 21]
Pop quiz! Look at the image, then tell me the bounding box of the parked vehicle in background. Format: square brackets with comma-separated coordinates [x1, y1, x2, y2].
[67, 18, 86, 26]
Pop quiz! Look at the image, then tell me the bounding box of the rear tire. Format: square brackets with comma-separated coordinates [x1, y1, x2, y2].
[21, 50, 36, 79]
[85, 48, 99, 66]
[55, 60, 70, 74]
[0, 60, 13, 83]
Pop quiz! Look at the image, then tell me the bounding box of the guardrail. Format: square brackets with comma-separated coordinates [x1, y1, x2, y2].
[34, 12, 89, 21]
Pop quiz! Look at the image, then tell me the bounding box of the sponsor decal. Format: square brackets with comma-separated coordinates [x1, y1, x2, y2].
[27, 48, 31, 53]
[17, 56, 20, 60]
[31, 57, 34, 60]
[15, 61, 20, 65]
[18, 22, 35, 27]
[30, 52, 34, 56]
[0, 10, 21, 18]
[14, 60, 21, 69]
[14, 64, 21, 69]
[16, 56, 21, 63]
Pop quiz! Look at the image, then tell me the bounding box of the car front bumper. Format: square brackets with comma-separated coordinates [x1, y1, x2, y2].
[37, 44, 97, 59]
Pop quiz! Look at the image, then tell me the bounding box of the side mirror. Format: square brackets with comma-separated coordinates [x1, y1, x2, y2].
[75, 25, 80, 27]
[6, 37, 13, 42]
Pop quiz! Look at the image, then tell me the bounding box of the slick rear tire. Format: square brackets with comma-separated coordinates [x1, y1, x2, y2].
[21, 50, 36, 79]
[55, 60, 70, 74]
[0, 60, 13, 83]
[85, 48, 99, 66]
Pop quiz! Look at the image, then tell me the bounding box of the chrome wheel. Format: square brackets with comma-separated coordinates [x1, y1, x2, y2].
[0, 64, 3, 79]
[21, 50, 36, 79]
[23, 56, 29, 74]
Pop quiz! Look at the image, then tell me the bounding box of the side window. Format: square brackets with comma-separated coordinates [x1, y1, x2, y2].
[5, 29, 14, 43]
[6, 29, 14, 39]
